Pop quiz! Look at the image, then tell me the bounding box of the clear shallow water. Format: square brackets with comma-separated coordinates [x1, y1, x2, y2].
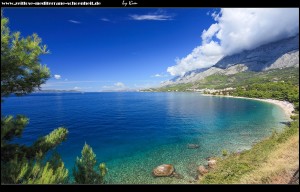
[1, 92, 289, 184]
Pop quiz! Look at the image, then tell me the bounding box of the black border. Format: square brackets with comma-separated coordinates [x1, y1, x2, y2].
[1, 0, 299, 190]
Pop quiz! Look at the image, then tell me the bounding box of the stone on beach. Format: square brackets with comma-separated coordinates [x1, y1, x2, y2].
[197, 165, 209, 176]
[152, 164, 175, 177]
[208, 159, 217, 168]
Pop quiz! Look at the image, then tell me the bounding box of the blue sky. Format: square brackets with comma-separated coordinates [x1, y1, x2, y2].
[3, 8, 299, 91]
[3, 8, 216, 91]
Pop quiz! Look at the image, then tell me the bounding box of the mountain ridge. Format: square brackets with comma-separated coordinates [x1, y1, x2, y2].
[161, 34, 299, 86]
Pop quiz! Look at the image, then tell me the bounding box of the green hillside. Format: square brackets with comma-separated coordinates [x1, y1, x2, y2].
[146, 67, 299, 92]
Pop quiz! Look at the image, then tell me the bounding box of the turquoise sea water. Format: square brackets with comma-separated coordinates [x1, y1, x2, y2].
[1, 92, 289, 184]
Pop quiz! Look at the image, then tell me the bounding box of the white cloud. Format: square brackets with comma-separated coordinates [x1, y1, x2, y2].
[167, 8, 299, 76]
[68, 20, 81, 24]
[218, 8, 299, 56]
[151, 73, 169, 78]
[201, 23, 220, 43]
[102, 85, 110, 89]
[54, 74, 61, 80]
[167, 41, 223, 76]
[102, 82, 127, 91]
[73, 86, 80, 90]
[114, 82, 125, 88]
[211, 11, 220, 21]
[130, 10, 173, 21]
[101, 18, 110, 22]
[130, 14, 172, 21]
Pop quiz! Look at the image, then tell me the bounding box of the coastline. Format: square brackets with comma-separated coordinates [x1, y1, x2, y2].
[201, 94, 295, 119]
[199, 94, 298, 184]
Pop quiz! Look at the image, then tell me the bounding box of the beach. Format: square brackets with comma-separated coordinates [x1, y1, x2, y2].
[202, 94, 295, 119]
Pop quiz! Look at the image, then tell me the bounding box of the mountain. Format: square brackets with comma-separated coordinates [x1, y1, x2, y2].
[161, 34, 299, 86]
[214, 35, 299, 71]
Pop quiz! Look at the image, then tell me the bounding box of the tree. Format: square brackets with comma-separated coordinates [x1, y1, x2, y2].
[1, 11, 69, 184]
[1, 11, 50, 98]
[73, 143, 107, 184]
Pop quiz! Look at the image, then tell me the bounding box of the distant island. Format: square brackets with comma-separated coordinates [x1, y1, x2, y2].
[34, 89, 83, 93]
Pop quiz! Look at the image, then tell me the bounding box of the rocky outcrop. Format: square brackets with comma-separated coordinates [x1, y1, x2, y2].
[208, 159, 217, 169]
[197, 165, 209, 176]
[152, 164, 175, 177]
[264, 50, 299, 71]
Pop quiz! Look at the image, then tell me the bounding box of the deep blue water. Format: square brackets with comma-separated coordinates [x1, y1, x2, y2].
[1, 92, 289, 183]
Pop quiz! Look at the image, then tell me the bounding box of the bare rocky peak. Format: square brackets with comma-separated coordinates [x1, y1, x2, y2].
[214, 34, 299, 71]
[162, 34, 299, 86]
[264, 50, 299, 71]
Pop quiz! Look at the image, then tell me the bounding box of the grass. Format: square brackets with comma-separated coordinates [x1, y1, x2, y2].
[238, 133, 299, 184]
[199, 118, 299, 184]
[222, 149, 228, 157]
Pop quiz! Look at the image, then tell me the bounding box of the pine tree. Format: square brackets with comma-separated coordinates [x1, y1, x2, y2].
[73, 143, 107, 184]
[1, 11, 69, 184]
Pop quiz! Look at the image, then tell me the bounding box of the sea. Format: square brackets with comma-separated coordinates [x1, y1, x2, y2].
[1, 92, 289, 184]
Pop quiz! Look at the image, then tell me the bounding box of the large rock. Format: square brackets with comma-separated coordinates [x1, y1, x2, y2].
[197, 165, 209, 176]
[152, 164, 175, 177]
[208, 159, 217, 168]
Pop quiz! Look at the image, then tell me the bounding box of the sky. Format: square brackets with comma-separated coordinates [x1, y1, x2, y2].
[3, 8, 299, 92]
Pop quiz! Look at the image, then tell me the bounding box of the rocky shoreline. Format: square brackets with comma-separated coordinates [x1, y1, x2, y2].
[150, 94, 295, 183]
[152, 158, 218, 183]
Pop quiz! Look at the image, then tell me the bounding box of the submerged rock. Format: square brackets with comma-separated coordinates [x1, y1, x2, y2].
[187, 144, 200, 149]
[152, 164, 175, 177]
[172, 172, 183, 179]
[197, 165, 209, 176]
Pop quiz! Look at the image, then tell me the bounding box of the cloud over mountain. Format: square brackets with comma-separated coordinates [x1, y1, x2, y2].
[167, 8, 299, 76]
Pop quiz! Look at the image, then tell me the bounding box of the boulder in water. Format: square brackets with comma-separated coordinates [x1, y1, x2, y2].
[152, 164, 175, 177]
[187, 144, 200, 149]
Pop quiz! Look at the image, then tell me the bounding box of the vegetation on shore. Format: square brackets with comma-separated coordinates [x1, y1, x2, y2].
[199, 115, 299, 184]
[191, 73, 299, 184]
[197, 72, 299, 183]
[147, 67, 299, 92]
[231, 82, 299, 111]
[1, 12, 106, 184]
[73, 143, 107, 184]
[145, 49, 299, 184]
